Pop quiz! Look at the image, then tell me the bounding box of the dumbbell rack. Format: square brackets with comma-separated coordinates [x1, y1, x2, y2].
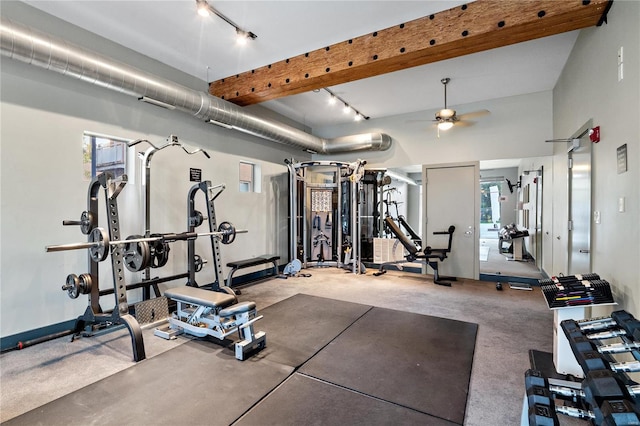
[524, 310, 640, 425]
[539, 274, 616, 378]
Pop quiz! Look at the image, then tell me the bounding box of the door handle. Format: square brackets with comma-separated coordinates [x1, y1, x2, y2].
[579, 249, 590, 253]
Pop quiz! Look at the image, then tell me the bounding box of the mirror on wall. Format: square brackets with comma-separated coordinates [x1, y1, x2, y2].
[387, 158, 550, 280]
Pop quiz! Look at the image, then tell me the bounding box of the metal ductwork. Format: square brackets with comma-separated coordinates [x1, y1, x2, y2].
[0, 17, 392, 155]
[322, 133, 392, 154]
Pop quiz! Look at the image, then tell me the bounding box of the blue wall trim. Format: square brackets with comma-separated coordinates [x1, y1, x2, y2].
[1, 319, 76, 352]
[0, 268, 281, 352]
[479, 273, 541, 286]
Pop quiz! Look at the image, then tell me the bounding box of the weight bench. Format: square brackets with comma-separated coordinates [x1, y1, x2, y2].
[226, 255, 280, 288]
[155, 286, 266, 360]
[374, 217, 457, 287]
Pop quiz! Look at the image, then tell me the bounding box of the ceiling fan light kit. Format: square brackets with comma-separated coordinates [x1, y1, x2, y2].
[437, 121, 454, 131]
[433, 77, 489, 134]
[436, 108, 456, 120]
[434, 77, 456, 133]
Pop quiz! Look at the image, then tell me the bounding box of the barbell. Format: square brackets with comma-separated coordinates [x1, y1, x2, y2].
[46, 222, 246, 263]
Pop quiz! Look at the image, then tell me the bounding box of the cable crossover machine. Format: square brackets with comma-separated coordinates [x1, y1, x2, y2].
[286, 159, 367, 274]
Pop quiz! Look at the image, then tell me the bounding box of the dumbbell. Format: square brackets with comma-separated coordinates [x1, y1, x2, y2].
[524, 369, 558, 426]
[596, 399, 640, 426]
[561, 320, 608, 373]
[578, 317, 618, 332]
[556, 401, 640, 425]
[526, 369, 640, 426]
[585, 311, 637, 330]
[582, 371, 640, 425]
[598, 342, 640, 355]
[611, 311, 640, 341]
[563, 318, 640, 375]
[525, 371, 595, 425]
[577, 311, 640, 343]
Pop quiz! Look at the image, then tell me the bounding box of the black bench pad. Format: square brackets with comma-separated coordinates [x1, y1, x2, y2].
[227, 255, 280, 269]
[165, 286, 236, 308]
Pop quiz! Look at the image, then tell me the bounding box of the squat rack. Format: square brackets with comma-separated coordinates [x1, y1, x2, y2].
[128, 135, 209, 298]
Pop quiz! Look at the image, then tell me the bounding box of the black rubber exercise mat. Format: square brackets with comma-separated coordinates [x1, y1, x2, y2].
[235, 372, 458, 426]
[5, 295, 476, 425]
[4, 340, 293, 426]
[255, 293, 371, 368]
[299, 307, 478, 424]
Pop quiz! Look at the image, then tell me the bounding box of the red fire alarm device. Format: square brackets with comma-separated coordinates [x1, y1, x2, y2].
[589, 126, 600, 143]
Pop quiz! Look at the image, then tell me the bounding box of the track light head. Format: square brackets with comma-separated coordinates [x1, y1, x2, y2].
[196, 0, 210, 16]
[196, 0, 257, 42]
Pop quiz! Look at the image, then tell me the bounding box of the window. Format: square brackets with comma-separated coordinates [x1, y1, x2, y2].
[479, 178, 502, 239]
[83, 133, 129, 180]
[239, 161, 261, 193]
[239, 161, 253, 193]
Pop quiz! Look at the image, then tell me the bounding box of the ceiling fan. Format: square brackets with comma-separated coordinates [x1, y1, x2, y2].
[433, 77, 490, 136]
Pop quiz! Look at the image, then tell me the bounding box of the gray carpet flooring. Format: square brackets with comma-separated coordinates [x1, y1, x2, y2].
[0, 268, 554, 425]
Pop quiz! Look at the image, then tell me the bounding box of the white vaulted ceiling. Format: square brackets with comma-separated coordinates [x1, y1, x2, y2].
[23, 0, 579, 129]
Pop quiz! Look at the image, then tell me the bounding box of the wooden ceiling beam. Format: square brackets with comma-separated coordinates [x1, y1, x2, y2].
[209, 0, 613, 106]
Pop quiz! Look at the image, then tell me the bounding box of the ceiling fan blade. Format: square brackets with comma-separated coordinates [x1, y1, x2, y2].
[405, 119, 433, 123]
[457, 109, 490, 120]
[454, 120, 476, 127]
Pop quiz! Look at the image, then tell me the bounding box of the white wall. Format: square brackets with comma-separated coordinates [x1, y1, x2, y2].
[0, 3, 305, 337]
[552, 0, 640, 315]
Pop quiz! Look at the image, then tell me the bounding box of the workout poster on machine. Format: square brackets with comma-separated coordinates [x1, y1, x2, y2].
[311, 190, 332, 212]
[311, 190, 332, 262]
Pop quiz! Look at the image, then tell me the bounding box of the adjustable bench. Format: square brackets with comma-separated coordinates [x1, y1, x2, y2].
[226, 255, 280, 288]
[374, 217, 457, 286]
[155, 286, 266, 360]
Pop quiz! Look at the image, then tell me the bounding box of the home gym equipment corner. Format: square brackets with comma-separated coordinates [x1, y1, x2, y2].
[6, 140, 459, 364]
[43, 135, 266, 362]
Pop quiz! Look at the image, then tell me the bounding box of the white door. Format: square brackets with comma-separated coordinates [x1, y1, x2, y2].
[423, 162, 479, 280]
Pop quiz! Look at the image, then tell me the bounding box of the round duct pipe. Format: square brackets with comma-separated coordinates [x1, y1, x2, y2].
[0, 17, 392, 155]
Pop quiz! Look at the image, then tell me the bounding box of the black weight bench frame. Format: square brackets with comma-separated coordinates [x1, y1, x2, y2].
[374, 217, 456, 286]
[226, 255, 280, 288]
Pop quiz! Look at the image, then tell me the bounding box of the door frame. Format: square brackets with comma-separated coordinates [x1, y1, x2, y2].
[567, 120, 593, 275]
[422, 161, 480, 280]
